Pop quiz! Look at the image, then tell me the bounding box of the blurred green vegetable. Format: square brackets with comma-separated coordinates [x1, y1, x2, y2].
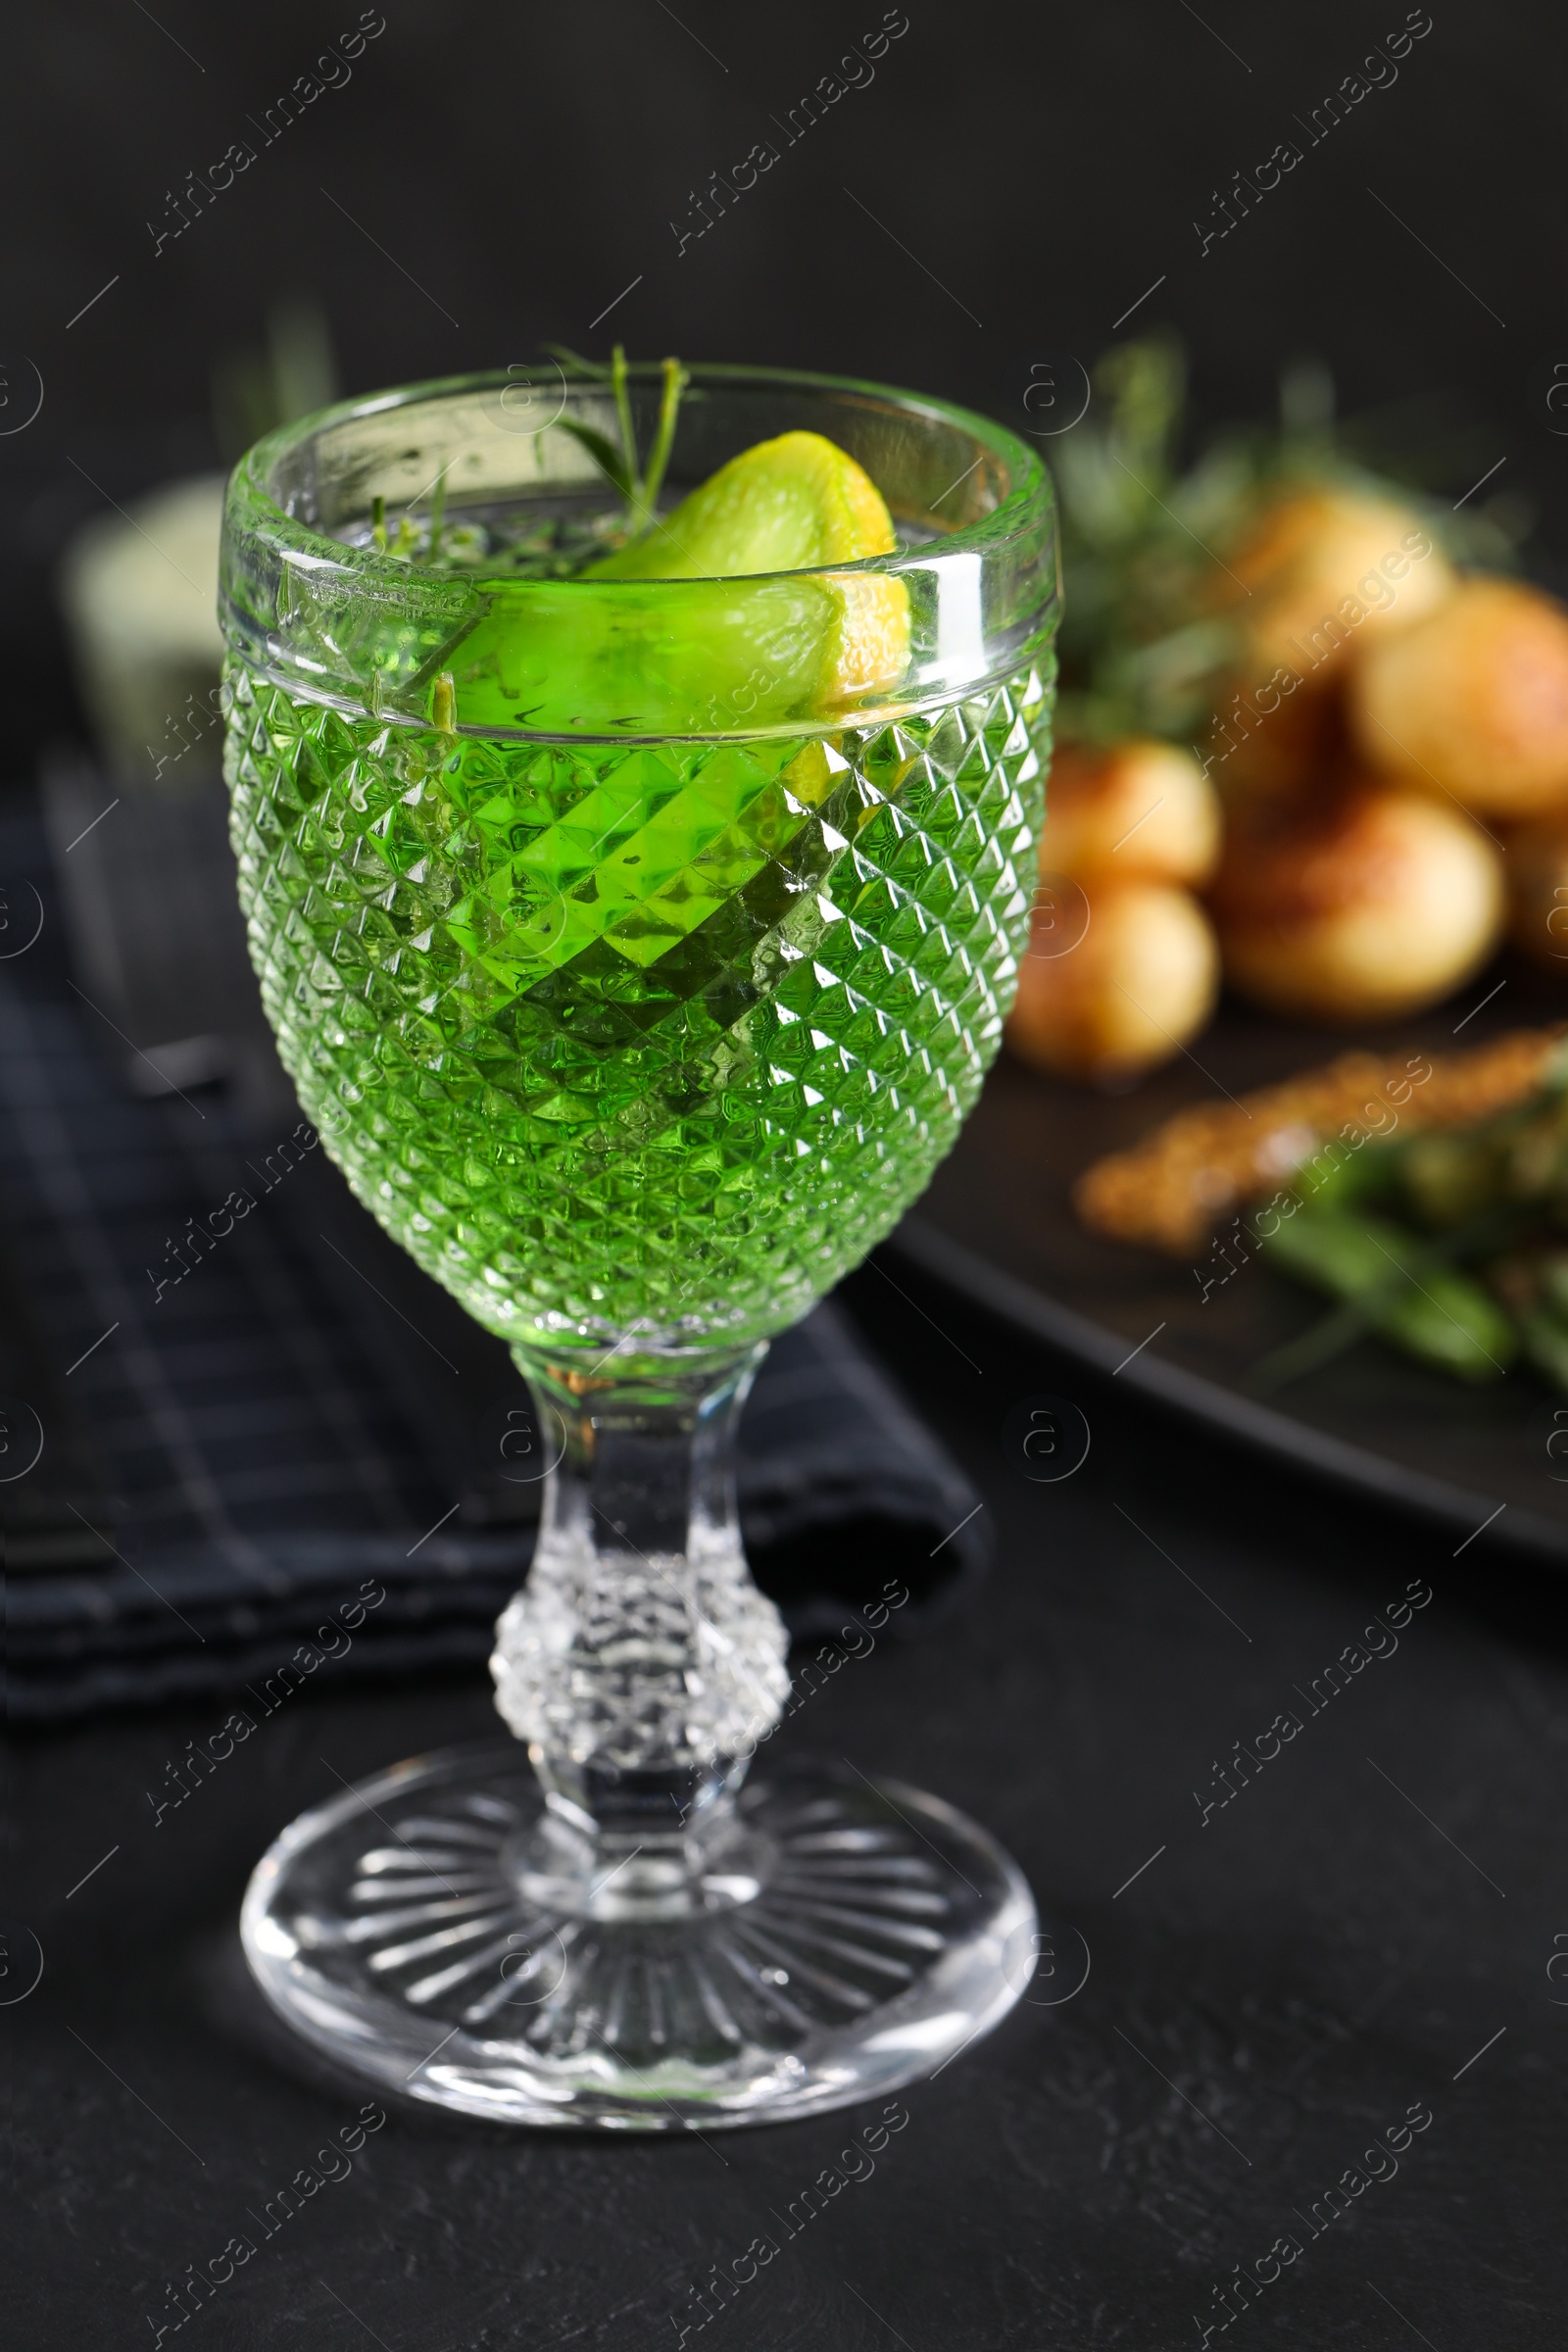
[1252, 1043, 1568, 1394]
[1262, 1209, 1517, 1383]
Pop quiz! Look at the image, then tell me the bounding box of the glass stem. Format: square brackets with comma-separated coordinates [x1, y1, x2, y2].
[490, 1344, 791, 1909]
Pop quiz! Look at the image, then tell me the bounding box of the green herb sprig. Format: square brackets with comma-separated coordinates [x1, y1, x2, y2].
[546, 344, 690, 552]
[362, 349, 690, 578]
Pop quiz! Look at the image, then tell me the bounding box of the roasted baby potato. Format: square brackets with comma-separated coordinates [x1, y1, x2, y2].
[1040, 738, 1221, 886]
[1349, 577, 1568, 818]
[1208, 784, 1505, 1023]
[1224, 485, 1453, 679]
[1005, 878, 1220, 1084]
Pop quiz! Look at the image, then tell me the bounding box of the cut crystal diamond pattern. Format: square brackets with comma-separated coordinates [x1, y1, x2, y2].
[224, 659, 1053, 1355]
[329, 1770, 957, 2070]
[240, 1745, 1033, 2128]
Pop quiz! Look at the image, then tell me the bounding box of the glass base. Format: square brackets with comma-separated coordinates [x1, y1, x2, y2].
[240, 1742, 1037, 2131]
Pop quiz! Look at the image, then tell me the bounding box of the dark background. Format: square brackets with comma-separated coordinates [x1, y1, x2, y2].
[4, 0, 1567, 764]
[8, 6, 1568, 2348]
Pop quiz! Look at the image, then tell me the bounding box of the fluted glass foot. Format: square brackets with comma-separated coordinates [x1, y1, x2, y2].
[240, 1744, 1037, 2129]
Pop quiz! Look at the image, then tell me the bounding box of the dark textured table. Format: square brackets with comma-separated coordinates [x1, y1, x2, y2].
[10, 1266, 1567, 2350]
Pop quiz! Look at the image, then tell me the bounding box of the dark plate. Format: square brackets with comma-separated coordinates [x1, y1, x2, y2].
[892, 981, 1568, 1561]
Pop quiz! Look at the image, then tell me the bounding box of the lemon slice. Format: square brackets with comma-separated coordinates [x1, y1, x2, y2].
[591, 429, 910, 710]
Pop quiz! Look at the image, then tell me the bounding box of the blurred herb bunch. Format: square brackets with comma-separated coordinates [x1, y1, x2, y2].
[1052, 336, 1531, 748]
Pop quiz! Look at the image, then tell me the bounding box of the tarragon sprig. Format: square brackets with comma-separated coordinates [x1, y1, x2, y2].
[545, 344, 690, 552]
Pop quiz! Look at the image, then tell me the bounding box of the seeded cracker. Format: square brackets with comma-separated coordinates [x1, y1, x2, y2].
[1074, 1025, 1568, 1256]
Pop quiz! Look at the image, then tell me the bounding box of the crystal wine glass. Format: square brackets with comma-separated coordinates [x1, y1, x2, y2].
[227, 365, 1059, 2127]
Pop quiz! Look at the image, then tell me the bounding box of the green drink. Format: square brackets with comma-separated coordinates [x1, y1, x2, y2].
[226, 660, 1049, 1358]
[227, 366, 1060, 2131]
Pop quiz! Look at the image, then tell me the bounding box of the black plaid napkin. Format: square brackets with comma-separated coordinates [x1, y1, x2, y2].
[1, 823, 988, 1724]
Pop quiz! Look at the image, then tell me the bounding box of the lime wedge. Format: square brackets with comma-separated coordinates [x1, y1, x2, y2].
[591, 428, 911, 715]
[591, 429, 901, 579]
[449, 431, 909, 735]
